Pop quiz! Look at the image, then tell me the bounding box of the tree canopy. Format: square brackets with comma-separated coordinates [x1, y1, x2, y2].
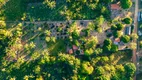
[120, 0, 132, 9]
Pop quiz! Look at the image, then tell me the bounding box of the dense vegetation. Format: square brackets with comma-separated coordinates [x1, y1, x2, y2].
[0, 0, 137, 80]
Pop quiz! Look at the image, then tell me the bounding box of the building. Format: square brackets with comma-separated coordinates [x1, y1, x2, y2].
[111, 3, 122, 19]
[111, 4, 121, 10]
[125, 27, 131, 35]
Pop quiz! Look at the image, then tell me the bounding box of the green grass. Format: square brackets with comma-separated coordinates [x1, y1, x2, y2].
[47, 40, 66, 56]
[26, 2, 65, 21]
[0, 0, 26, 21]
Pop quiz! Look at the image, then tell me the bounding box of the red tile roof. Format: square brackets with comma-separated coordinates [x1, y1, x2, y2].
[73, 45, 78, 50]
[111, 4, 121, 10]
[69, 49, 73, 54]
[114, 38, 120, 42]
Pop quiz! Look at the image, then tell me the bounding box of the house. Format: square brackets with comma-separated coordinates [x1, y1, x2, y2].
[68, 49, 73, 54]
[111, 3, 122, 19]
[111, 4, 121, 10]
[125, 27, 131, 35]
[73, 45, 78, 51]
[114, 38, 120, 45]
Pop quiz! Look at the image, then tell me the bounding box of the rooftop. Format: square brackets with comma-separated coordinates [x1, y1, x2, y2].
[111, 4, 121, 10]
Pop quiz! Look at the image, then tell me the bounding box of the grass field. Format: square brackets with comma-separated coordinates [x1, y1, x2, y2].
[26, 2, 65, 21]
[0, 0, 26, 21]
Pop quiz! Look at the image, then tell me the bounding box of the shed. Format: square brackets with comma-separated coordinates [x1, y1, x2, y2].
[125, 27, 131, 35]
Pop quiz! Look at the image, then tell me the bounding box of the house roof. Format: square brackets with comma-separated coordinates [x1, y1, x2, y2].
[69, 49, 73, 54]
[111, 4, 121, 10]
[73, 45, 78, 50]
[125, 27, 131, 35]
[114, 38, 120, 42]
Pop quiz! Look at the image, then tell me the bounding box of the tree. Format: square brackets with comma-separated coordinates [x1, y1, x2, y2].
[103, 45, 111, 52]
[104, 38, 112, 46]
[95, 15, 105, 26]
[94, 48, 103, 55]
[111, 24, 117, 30]
[116, 23, 124, 30]
[101, 56, 109, 63]
[140, 41, 142, 48]
[96, 27, 103, 33]
[95, 66, 105, 75]
[113, 31, 123, 38]
[81, 62, 94, 75]
[121, 35, 130, 43]
[84, 48, 94, 56]
[85, 36, 98, 49]
[129, 42, 137, 50]
[124, 63, 136, 77]
[131, 33, 138, 40]
[122, 17, 132, 24]
[44, 30, 51, 36]
[43, 0, 56, 9]
[111, 44, 118, 52]
[82, 29, 90, 37]
[120, 0, 132, 9]
[34, 65, 41, 74]
[0, 21, 6, 29]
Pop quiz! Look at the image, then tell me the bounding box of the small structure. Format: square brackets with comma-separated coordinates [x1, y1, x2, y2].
[114, 38, 120, 45]
[111, 3, 122, 19]
[125, 27, 131, 35]
[73, 45, 78, 51]
[111, 4, 121, 10]
[68, 49, 73, 54]
[80, 50, 84, 55]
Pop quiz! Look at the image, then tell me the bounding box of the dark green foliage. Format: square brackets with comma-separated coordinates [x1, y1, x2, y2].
[111, 24, 117, 30]
[0, 0, 27, 21]
[116, 23, 124, 31]
[120, 0, 132, 9]
[104, 39, 112, 46]
[113, 31, 123, 38]
[104, 38, 112, 46]
[122, 17, 132, 24]
[103, 45, 111, 52]
[111, 44, 118, 52]
[124, 63, 136, 77]
[121, 35, 130, 43]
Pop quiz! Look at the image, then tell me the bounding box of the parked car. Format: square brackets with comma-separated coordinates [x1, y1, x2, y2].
[138, 31, 142, 36]
[131, 24, 134, 33]
[125, 27, 131, 35]
[138, 12, 141, 21]
[141, 12, 142, 20]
